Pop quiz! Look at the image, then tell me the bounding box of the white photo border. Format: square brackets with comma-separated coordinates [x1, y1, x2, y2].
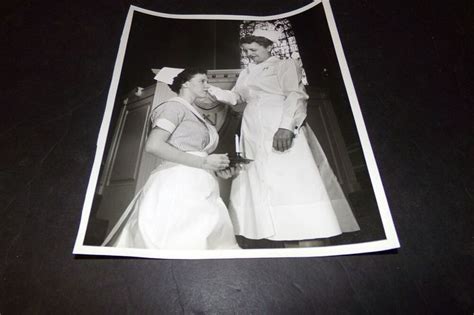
[73, 0, 400, 259]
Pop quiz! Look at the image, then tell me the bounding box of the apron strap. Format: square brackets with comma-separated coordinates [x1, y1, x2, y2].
[166, 97, 219, 152]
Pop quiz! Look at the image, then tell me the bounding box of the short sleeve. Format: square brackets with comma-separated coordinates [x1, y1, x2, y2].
[150, 101, 186, 133]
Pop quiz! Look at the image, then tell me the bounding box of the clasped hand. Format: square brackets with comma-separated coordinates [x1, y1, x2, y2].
[273, 128, 295, 152]
[202, 154, 229, 171]
[201, 154, 243, 179]
[215, 165, 243, 179]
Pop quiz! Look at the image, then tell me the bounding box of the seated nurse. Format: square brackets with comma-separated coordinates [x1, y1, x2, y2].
[103, 67, 240, 250]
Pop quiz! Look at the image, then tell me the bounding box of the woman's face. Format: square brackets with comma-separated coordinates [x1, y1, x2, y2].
[184, 73, 210, 98]
[241, 42, 272, 64]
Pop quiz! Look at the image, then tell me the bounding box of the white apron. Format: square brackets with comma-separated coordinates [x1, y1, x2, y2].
[103, 97, 239, 250]
[229, 60, 359, 241]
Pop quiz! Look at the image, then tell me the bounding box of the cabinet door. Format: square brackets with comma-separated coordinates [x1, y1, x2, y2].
[95, 94, 153, 234]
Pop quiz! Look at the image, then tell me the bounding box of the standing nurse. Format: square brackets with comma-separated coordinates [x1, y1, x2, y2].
[211, 28, 359, 243]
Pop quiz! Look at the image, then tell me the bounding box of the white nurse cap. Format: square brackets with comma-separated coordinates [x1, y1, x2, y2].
[252, 29, 282, 43]
[154, 67, 185, 85]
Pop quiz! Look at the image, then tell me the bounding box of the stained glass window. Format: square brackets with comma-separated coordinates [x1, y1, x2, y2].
[239, 19, 308, 85]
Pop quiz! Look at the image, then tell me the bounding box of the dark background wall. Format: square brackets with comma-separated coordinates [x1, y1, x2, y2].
[116, 15, 242, 97]
[1, 0, 472, 313]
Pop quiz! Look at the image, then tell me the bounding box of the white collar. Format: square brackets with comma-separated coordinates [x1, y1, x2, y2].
[248, 56, 280, 70]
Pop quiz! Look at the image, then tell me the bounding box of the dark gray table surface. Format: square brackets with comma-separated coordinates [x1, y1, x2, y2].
[1, 0, 472, 313]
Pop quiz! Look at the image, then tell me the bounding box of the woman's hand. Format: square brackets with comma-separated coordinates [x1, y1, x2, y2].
[205, 89, 219, 103]
[215, 165, 243, 179]
[273, 128, 294, 152]
[202, 154, 230, 171]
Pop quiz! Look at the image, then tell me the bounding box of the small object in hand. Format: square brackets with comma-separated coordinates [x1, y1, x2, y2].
[229, 152, 253, 166]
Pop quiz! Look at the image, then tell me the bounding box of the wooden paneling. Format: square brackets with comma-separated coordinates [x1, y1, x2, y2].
[108, 105, 150, 184]
[95, 87, 155, 233]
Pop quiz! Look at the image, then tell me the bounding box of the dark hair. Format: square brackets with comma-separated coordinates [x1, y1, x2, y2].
[240, 35, 273, 48]
[169, 68, 207, 93]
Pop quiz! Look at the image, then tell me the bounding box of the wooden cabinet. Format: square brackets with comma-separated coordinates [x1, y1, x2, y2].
[94, 85, 159, 235]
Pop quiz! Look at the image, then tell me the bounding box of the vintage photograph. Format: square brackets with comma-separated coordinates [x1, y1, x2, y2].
[73, 0, 399, 259]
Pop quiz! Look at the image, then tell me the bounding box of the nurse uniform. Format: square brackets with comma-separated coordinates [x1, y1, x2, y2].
[213, 56, 360, 241]
[102, 97, 239, 250]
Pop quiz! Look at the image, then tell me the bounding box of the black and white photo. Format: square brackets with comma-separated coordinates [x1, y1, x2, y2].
[73, 0, 399, 259]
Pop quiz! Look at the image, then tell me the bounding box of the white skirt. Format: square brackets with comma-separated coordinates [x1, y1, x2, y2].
[106, 153, 239, 250]
[229, 94, 359, 241]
